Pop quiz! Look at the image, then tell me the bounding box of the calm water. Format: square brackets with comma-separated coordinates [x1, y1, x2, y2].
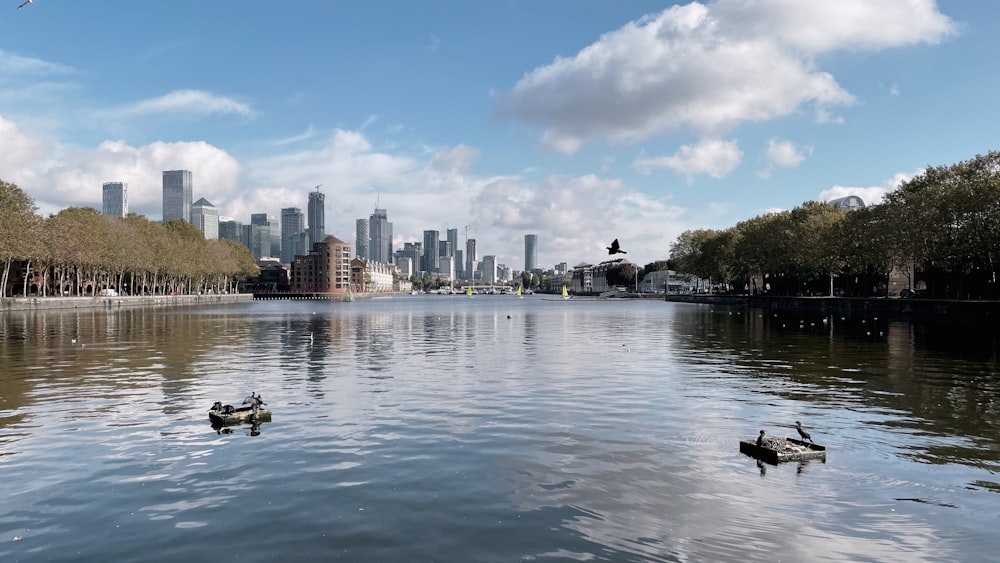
[1, 297, 999, 562]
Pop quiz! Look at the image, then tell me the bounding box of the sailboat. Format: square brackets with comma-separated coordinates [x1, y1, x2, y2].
[562, 285, 570, 299]
[466, 286, 473, 298]
[343, 288, 354, 302]
[516, 285, 523, 298]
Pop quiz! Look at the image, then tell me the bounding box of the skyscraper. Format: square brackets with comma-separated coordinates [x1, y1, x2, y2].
[162, 170, 192, 223]
[191, 198, 219, 239]
[251, 213, 281, 259]
[422, 230, 440, 274]
[102, 182, 128, 218]
[524, 234, 538, 272]
[368, 208, 393, 264]
[355, 218, 369, 260]
[307, 188, 325, 248]
[281, 207, 306, 264]
[466, 238, 478, 281]
[219, 218, 243, 244]
[446, 228, 458, 257]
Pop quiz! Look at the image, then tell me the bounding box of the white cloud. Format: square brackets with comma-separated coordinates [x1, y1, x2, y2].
[431, 144, 480, 174]
[0, 49, 75, 76]
[497, 0, 955, 153]
[818, 169, 919, 206]
[759, 138, 811, 177]
[118, 89, 254, 118]
[633, 138, 742, 179]
[272, 125, 317, 146]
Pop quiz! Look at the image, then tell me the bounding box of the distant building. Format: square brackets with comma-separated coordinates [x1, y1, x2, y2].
[438, 255, 454, 281]
[829, 195, 865, 211]
[243, 223, 270, 259]
[307, 188, 326, 247]
[355, 218, 369, 260]
[481, 255, 497, 284]
[292, 236, 352, 294]
[219, 218, 242, 244]
[466, 238, 478, 281]
[281, 207, 306, 264]
[422, 230, 440, 274]
[446, 228, 458, 257]
[191, 197, 219, 240]
[251, 213, 281, 259]
[102, 182, 128, 218]
[162, 170, 192, 223]
[350, 258, 395, 293]
[368, 208, 393, 264]
[395, 242, 421, 277]
[524, 234, 538, 272]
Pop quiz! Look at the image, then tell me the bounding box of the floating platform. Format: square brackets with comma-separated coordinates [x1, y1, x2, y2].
[740, 436, 826, 464]
[208, 404, 272, 426]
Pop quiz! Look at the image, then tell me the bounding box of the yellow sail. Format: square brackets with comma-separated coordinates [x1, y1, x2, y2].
[562, 285, 569, 299]
[466, 286, 473, 298]
[516, 285, 522, 297]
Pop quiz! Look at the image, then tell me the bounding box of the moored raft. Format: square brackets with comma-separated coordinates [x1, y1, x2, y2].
[740, 436, 826, 464]
[209, 401, 272, 426]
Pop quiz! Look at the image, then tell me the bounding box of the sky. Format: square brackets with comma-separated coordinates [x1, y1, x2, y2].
[2, 1, 998, 270]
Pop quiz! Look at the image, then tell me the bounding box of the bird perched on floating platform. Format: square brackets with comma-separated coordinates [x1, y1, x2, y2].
[795, 421, 812, 443]
[756, 430, 766, 447]
[606, 238, 627, 255]
[243, 392, 265, 414]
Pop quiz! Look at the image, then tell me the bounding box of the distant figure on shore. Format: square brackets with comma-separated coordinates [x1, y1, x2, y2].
[795, 421, 813, 443]
[756, 429, 766, 447]
[606, 238, 627, 255]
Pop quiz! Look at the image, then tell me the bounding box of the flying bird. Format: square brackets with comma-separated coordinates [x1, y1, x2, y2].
[606, 238, 627, 255]
[795, 421, 813, 443]
[18, 0, 32, 9]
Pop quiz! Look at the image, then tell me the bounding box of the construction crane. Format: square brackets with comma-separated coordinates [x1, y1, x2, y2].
[314, 184, 323, 191]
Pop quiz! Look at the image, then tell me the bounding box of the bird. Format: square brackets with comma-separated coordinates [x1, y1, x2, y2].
[756, 429, 766, 447]
[606, 238, 627, 255]
[795, 421, 813, 443]
[243, 392, 265, 414]
[18, 0, 32, 8]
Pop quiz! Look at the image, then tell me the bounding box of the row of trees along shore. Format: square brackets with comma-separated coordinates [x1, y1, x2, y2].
[669, 151, 1000, 300]
[1, 179, 260, 299]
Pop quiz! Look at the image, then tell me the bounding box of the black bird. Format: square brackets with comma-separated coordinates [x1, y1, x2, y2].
[606, 238, 627, 255]
[795, 421, 812, 443]
[243, 392, 265, 414]
[756, 429, 766, 447]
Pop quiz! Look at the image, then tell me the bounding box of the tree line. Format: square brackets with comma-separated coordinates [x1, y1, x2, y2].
[0, 179, 260, 299]
[669, 151, 1000, 299]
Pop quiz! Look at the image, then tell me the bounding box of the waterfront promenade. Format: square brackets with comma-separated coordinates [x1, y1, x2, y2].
[0, 292, 252, 312]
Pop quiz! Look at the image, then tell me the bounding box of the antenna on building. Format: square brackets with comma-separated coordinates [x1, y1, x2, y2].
[375, 191, 380, 211]
[314, 184, 323, 192]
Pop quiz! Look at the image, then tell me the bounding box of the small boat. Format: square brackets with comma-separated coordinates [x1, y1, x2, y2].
[739, 436, 826, 464]
[466, 286, 473, 298]
[209, 401, 272, 426]
[516, 285, 523, 298]
[562, 285, 570, 299]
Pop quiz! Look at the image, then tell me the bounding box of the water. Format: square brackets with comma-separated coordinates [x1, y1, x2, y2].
[1, 297, 998, 562]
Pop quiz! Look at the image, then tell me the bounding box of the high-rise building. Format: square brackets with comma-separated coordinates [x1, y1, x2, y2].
[422, 230, 440, 274]
[307, 188, 326, 248]
[455, 249, 464, 279]
[292, 236, 352, 294]
[162, 170, 192, 223]
[102, 182, 128, 218]
[395, 242, 422, 277]
[219, 218, 243, 244]
[524, 234, 538, 272]
[281, 207, 306, 264]
[446, 228, 458, 257]
[481, 255, 497, 284]
[243, 223, 270, 260]
[191, 198, 219, 240]
[466, 238, 478, 281]
[368, 208, 393, 264]
[251, 213, 281, 259]
[438, 240, 452, 258]
[355, 219, 369, 260]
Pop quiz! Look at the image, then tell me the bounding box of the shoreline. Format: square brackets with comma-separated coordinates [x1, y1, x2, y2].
[1, 293, 253, 312]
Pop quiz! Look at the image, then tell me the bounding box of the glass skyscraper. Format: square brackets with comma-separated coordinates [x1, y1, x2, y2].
[102, 182, 128, 218]
[422, 230, 440, 274]
[307, 188, 326, 249]
[368, 208, 393, 264]
[191, 198, 219, 240]
[162, 170, 192, 223]
[281, 207, 306, 264]
[524, 233, 538, 272]
[355, 218, 369, 260]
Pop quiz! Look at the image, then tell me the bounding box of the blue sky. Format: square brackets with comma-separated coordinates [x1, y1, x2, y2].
[2, 1, 997, 269]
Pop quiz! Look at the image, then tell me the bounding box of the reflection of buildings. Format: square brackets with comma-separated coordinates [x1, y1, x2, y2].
[292, 236, 352, 293]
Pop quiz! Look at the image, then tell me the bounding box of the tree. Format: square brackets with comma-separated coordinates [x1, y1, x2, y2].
[0, 179, 40, 297]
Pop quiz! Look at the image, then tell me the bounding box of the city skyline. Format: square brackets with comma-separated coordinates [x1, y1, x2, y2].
[2, 2, 996, 268]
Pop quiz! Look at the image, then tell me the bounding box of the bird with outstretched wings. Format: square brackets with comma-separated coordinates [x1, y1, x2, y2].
[606, 238, 627, 255]
[18, 0, 33, 9]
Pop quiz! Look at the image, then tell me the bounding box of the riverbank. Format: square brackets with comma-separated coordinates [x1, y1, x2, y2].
[663, 294, 1000, 322]
[1, 293, 253, 312]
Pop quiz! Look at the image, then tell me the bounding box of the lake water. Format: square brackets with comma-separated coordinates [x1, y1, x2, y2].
[1, 296, 998, 562]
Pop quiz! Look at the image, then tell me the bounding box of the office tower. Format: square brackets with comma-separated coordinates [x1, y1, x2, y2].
[395, 242, 422, 276]
[355, 219, 369, 260]
[369, 208, 393, 264]
[243, 223, 270, 260]
[191, 198, 219, 240]
[446, 228, 458, 256]
[438, 240, 452, 258]
[524, 234, 538, 272]
[281, 207, 306, 264]
[219, 218, 243, 244]
[102, 182, 128, 218]
[455, 249, 464, 279]
[481, 255, 497, 284]
[251, 213, 281, 259]
[307, 188, 326, 247]
[466, 238, 478, 281]
[162, 170, 192, 223]
[438, 256, 454, 281]
[422, 230, 440, 274]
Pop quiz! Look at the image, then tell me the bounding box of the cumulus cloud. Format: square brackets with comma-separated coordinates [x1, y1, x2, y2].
[431, 144, 480, 174]
[759, 138, 811, 177]
[497, 0, 955, 153]
[118, 89, 254, 118]
[633, 138, 742, 179]
[818, 169, 920, 206]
